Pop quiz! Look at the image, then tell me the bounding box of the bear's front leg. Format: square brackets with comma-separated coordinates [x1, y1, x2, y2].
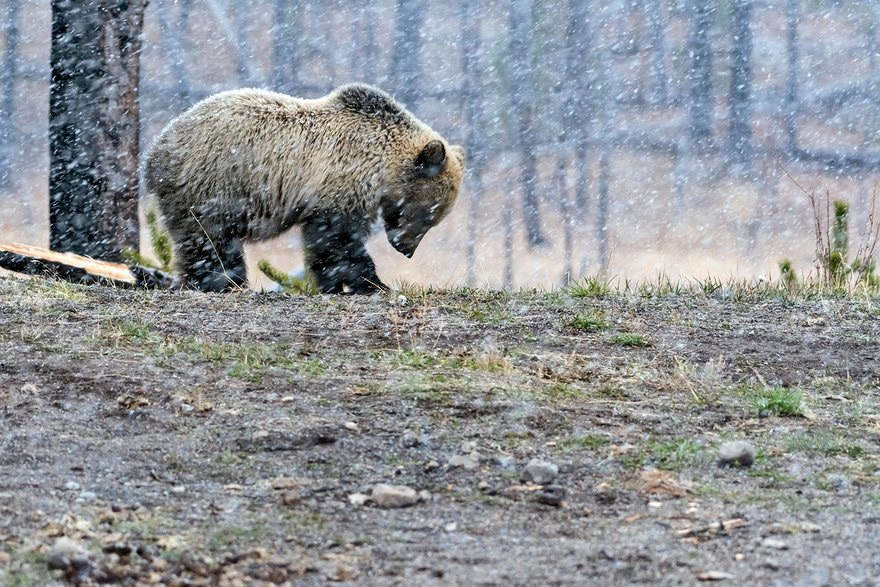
[302, 214, 387, 294]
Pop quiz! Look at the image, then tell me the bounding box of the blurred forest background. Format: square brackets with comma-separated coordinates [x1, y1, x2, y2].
[1, 0, 880, 288]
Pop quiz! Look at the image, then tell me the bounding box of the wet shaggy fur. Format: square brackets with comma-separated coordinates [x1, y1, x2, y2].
[143, 84, 465, 293]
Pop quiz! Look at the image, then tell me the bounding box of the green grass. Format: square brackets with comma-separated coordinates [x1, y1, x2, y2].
[748, 386, 803, 417]
[786, 430, 866, 458]
[609, 333, 650, 347]
[568, 276, 613, 299]
[650, 438, 701, 470]
[568, 311, 609, 332]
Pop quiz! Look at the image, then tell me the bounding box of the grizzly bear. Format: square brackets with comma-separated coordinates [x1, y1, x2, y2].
[142, 83, 464, 293]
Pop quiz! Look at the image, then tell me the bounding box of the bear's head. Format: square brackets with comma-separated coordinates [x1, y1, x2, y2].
[382, 139, 465, 258]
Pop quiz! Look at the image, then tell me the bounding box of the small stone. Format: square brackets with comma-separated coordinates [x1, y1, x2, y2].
[534, 484, 566, 507]
[343, 421, 359, 432]
[425, 460, 440, 471]
[371, 484, 420, 508]
[77, 491, 97, 503]
[136, 544, 159, 560]
[648, 501, 663, 508]
[761, 538, 788, 550]
[418, 490, 432, 501]
[491, 455, 516, 469]
[180, 403, 194, 413]
[826, 473, 850, 492]
[696, 571, 735, 581]
[448, 454, 479, 470]
[763, 558, 781, 571]
[460, 440, 477, 453]
[799, 522, 821, 533]
[64, 481, 81, 491]
[477, 481, 489, 491]
[523, 459, 559, 484]
[401, 430, 422, 448]
[718, 441, 755, 467]
[0, 551, 10, 564]
[47, 537, 85, 570]
[170, 485, 186, 495]
[280, 395, 295, 403]
[396, 294, 408, 306]
[348, 493, 369, 506]
[444, 522, 457, 532]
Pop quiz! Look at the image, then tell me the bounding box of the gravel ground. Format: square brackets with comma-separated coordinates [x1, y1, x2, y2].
[0, 276, 878, 585]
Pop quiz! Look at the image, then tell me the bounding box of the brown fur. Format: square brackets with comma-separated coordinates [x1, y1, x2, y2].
[143, 84, 464, 293]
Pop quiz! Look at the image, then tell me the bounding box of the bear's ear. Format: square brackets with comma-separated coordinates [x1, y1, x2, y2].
[415, 140, 446, 177]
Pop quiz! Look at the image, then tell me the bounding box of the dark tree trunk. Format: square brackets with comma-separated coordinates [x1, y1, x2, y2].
[596, 150, 610, 275]
[49, 0, 148, 260]
[509, 0, 546, 247]
[687, 0, 713, 151]
[563, 0, 593, 278]
[728, 0, 753, 165]
[272, 0, 300, 93]
[361, 0, 378, 84]
[644, 0, 668, 106]
[0, 0, 20, 189]
[390, 0, 424, 111]
[156, 0, 190, 109]
[567, 0, 592, 212]
[461, 0, 486, 286]
[784, 0, 799, 155]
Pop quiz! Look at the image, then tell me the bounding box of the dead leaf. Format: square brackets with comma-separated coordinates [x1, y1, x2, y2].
[697, 570, 734, 581]
[638, 469, 691, 497]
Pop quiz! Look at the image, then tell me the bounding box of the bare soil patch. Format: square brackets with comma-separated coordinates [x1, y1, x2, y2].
[0, 277, 878, 585]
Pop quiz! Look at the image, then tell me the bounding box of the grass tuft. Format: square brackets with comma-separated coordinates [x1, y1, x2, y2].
[748, 386, 803, 417]
[609, 333, 650, 347]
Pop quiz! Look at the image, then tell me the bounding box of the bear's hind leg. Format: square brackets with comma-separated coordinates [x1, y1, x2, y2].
[173, 230, 247, 292]
[302, 214, 386, 294]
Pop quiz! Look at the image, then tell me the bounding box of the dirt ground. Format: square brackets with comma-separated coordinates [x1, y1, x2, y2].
[0, 275, 878, 585]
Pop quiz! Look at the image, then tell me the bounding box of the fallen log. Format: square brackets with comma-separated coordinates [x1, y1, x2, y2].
[0, 242, 176, 289]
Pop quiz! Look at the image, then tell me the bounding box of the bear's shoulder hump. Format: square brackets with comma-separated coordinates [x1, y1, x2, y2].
[333, 84, 411, 127]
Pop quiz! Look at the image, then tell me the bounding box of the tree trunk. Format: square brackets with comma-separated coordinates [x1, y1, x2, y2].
[564, 0, 592, 278]
[390, 0, 424, 111]
[156, 0, 190, 109]
[0, 0, 20, 189]
[361, 0, 378, 84]
[784, 0, 799, 155]
[687, 0, 713, 151]
[644, 0, 668, 106]
[49, 0, 148, 260]
[728, 0, 753, 166]
[272, 0, 300, 93]
[461, 0, 485, 287]
[509, 0, 546, 247]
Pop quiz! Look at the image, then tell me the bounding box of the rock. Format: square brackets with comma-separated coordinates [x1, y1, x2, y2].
[343, 421, 359, 432]
[490, 455, 516, 469]
[47, 537, 87, 570]
[348, 493, 369, 506]
[523, 459, 559, 484]
[718, 441, 755, 467]
[799, 521, 821, 533]
[401, 430, 422, 448]
[77, 491, 97, 503]
[136, 544, 159, 560]
[64, 481, 81, 491]
[534, 485, 566, 507]
[761, 537, 788, 550]
[696, 570, 735, 581]
[763, 558, 781, 571]
[826, 473, 850, 492]
[424, 460, 441, 471]
[448, 454, 479, 470]
[444, 522, 457, 532]
[371, 484, 420, 508]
